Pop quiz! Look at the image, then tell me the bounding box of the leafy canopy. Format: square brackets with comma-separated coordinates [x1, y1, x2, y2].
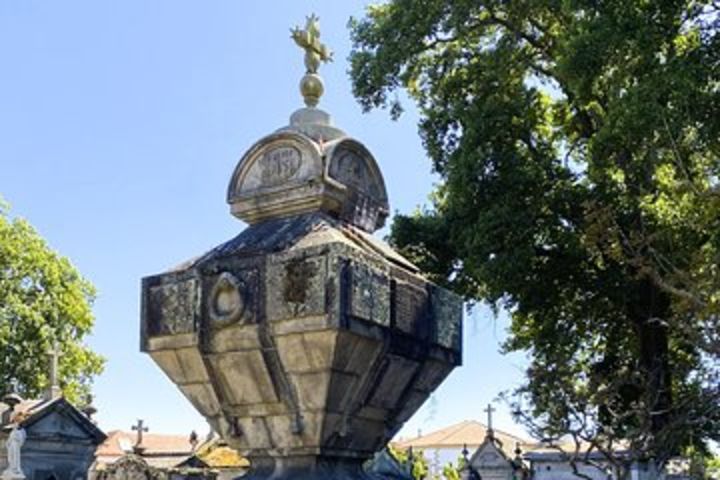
[0, 200, 104, 403]
[349, 0, 720, 469]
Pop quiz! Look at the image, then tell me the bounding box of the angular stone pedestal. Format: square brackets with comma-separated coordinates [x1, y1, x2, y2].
[243, 457, 378, 480]
[141, 77, 463, 479]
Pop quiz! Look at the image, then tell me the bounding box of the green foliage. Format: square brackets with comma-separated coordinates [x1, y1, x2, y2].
[706, 455, 720, 480]
[442, 462, 460, 480]
[349, 0, 720, 471]
[388, 445, 430, 480]
[0, 200, 104, 403]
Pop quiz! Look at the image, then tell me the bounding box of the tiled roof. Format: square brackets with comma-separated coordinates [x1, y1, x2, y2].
[1, 396, 106, 443]
[96, 430, 196, 457]
[394, 420, 531, 457]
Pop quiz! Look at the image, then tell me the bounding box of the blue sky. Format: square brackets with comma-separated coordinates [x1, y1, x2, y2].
[0, 1, 529, 439]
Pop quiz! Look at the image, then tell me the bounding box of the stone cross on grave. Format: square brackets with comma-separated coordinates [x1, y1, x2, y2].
[131, 419, 149, 453]
[484, 403, 496, 437]
[45, 340, 62, 400]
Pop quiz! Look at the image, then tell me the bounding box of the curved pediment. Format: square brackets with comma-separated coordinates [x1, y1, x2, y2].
[325, 138, 389, 231]
[226, 131, 389, 232]
[227, 131, 323, 203]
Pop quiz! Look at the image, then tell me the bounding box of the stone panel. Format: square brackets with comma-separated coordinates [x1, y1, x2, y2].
[431, 285, 463, 351]
[346, 263, 390, 326]
[325, 371, 358, 413]
[267, 254, 327, 321]
[232, 416, 274, 451]
[412, 360, 455, 392]
[207, 323, 262, 353]
[344, 417, 386, 453]
[211, 350, 279, 405]
[179, 382, 222, 417]
[289, 371, 331, 410]
[146, 277, 198, 336]
[275, 331, 337, 374]
[150, 347, 209, 385]
[332, 331, 383, 376]
[320, 412, 383, 453]
[367, 356, 420, 410]
[393, 281, 429, 338]
[175, 347, 212, 383]
[264, 411, 324, 448]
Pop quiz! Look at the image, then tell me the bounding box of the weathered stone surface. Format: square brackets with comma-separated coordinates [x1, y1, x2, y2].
[209, 350, 279, 405]
[141, 104, 462, 480]
[345, 263, 390, 327]
[226, 129, 389, 233]
[203, 268, 259, 328]
[178, 382, 222, 417]
[145, 276, 198, 336]
[267, 253, 327, 321]
[431, 285, 463, 351]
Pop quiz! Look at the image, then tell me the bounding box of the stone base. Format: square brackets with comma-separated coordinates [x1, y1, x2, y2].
[240, 457, 382, 480]
[1, 470, 26, 480]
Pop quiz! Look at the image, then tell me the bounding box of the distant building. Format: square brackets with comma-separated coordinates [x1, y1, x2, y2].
[0, 393, 106, 480]
[175, 438, 250, 480]
[395, 417, 691, 480]
[461, 431, 528, 480]
[93, 430, 197, 469]
[394, 420, 530, 478]
[524, 446, 616, 480]
[92, 430, 248, 480]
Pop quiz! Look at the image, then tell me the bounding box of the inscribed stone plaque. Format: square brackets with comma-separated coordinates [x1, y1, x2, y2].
[259, 146, 302, 187]
[347, 263, 390, 326]
[328, 150, 381, 200]
[147, 277, 198, 336]
[431, 286, 462, 351]
[393, 282, 428, 337]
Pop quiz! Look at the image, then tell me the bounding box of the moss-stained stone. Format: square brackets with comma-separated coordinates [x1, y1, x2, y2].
[267, 252, 328, 321]
[431, 285, 463, 350]
[141, 209, 463, 478]
[346, 262, 391, 326]
[146, 276, 199, 336]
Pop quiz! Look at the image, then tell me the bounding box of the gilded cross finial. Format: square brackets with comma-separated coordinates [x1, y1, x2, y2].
[291, 14, 333, 74]
[291, 14, 333, 107]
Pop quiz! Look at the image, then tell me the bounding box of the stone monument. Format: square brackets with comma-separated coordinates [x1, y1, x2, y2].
[140, 15, 463, 480]
[2, 423, 26, 480]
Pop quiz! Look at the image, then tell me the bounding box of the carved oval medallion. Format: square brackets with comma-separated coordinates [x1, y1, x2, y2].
[208, 272, 246, 326]
[259, 146, 302, 186]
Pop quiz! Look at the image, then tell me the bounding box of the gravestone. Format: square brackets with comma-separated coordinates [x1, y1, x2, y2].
[0, 396, 106, 480]
[140, 15, 463, 480]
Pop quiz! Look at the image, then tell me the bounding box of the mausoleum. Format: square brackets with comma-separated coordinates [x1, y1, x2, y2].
[140, 14, 463, 480]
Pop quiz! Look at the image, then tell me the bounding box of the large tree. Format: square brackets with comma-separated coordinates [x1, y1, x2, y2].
[349, 0, 719, 476]
[0, 200, 104, 404]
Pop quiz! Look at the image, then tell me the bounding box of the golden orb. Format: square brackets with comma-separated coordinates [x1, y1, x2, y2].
[300, 73, 324, 107]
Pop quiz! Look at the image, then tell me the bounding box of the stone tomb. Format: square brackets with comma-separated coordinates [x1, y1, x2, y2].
[0, 396, 106, 480]
[140, 15, 463, 480]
